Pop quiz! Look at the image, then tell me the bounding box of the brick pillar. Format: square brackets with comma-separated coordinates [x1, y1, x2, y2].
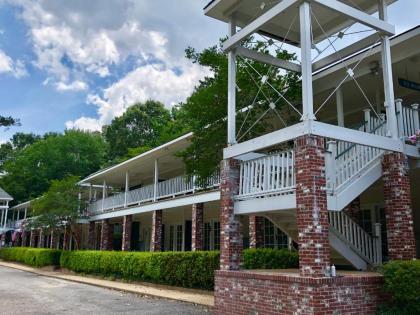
[0, 233, 5, 247]
[63, 226, 69, 250]
[88, 221, 96, 250]
[38, 229, 44, 248]
[249, 216, 264, 249]
[122, 215, 132, 251]
[29, 230, 37, 247]
[343, 197, 361, 224]
[295, 135, 330, 277]
[21, 231, 27, 247]
[220, 159, 243, 271]
[50, 230, 57, 249]
[150, 210, 163, 252]
[100, 219, 113, 251]
[382, 152, 416, 260]
[192, 203, 204, 251]
[15, 232, 22, 247]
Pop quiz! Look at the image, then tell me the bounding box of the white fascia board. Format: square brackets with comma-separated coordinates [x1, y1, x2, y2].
[234, 194, 296, 214]
[311, 121, 403, 152]
[404, 144, 420, 158]
[222, 0, 299, 52]
[223, 121, 310, 159]
[313, 33, 380, 72]
[236, 47, 301, 73]
[89, 191, 220, 221]
[312, 0, 395, 36]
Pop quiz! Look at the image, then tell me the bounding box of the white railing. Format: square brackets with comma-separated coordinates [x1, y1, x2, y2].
[326, 112, 387, 191]
[396, 100, 419, 140]
[89, 173, 221, 214]
[237, 150, 295, 199]
[329, 211, 382, 265]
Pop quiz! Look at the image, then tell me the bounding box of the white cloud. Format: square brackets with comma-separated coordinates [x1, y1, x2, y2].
[0, 50, 27, 78]
[66, 62, 210, 131]
[55, 80, 88, 92]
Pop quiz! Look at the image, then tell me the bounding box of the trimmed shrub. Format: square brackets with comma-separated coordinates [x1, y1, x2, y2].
[0, 247, 61, 267]
[379, 260, 420, 314]
[243, 248, 299, 269]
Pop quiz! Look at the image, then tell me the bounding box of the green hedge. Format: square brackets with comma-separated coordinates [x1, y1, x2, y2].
[378, 260, 420, 314]
[243, 248, 299, 269]
[0, 247, 61, 267]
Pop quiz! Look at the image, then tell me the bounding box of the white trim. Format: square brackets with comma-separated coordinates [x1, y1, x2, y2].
[222, 0, 299, 52]
[89, 191, 220, 221]
[234, 194, 296, 214]
[236, 47, 301, 73]
[312, 0, 395, 36]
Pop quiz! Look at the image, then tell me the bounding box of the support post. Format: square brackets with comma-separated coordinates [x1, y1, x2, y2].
[122, 215, 132, 251]
[124, 171, 129, 207]
[300, 1, 315, 121]
[100, 219, 113, 251]
[88, 221, 96, 250]
[150, 210, 163, 252]
[395, 99, 403, 138]
[364, 108, 371, 132]
[412, 103, 419, 131]
[249, 216, 264, 249]
[374, 223, 382, 265]
[326, 140, 337, 190]
[153, 159, 159, 201]
[3, 206, 8, 229]
[336, 86, 344, 127]
[24, 207, 27, 220]
[227, 17, 237, 145]
[379, 0, 398, 139]
[102, 180, 106, 212]
[192, 203, 204, 251]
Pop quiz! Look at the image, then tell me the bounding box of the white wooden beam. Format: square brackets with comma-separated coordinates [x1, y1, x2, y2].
[222, 0, 299, 52]
[234, 194, 296, 214]
[227, 17, 237, 145]
[312, 0, 395, 36]
[313, 33, 380, 72]
[300, 1, 315, 121]
[223, 121, 310, 159]
[236, 46, 301, 73]
[336, 86, 344, 127]
[153, 159, 159, 201]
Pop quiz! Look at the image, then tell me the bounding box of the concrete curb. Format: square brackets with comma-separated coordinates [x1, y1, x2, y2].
[0, 261, 214, 307]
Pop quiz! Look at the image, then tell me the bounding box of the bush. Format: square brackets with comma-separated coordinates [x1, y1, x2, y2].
[0, 247, 61, 267]
[379, 260, 420, 314]
[243, 248, 299, 269]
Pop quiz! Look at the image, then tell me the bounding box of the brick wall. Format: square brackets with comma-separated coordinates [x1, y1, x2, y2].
[122, 215, 132, 251]
[192, 203, 204, 251]
[382, 152, 416, 260]
[151, 210, 163, 252]
[249, 216, 264, 249]
[295, 135, 330, 277]
[215, 270, 384, 315]
[219, 159, 243, 271]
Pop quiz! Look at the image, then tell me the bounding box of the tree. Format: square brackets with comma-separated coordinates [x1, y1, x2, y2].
[11, 132, 41, 149]
[29, 176, 81, 249]
[0, 116, 20, 129]
[0, 130, 106, 204]
[103, 100, 172, 162]
[178, 39, 301, 182]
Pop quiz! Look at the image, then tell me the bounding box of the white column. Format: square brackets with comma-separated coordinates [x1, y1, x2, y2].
[89, 184, 92, 202]
[124, 171, 129, 207]
[102, 180, 106, 212]
[153, 159, 159, 201]
[3, 207, 8, 228]
[24, 207, 27, 220]
[0, 209, 3, 226]
[364, 108, 372, 132]
[379, 0, 398, 139]
[412, 104, 419, 132]
[227, 17, 237, 145]
[300, 1, 315, 121]
[336, 86, 344, 127]
[395, 99, 403, 138]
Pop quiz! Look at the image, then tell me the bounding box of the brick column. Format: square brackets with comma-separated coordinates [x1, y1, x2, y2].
[249, 216, 264, 249]
[21, 231, 27, 247]
[192, 203, 204, 251]
[343, 197, 361, 224]
[295, 135, 330, 277]
[220, 159, 243, 271]
[38, 229, 44, 248]
[63, 226, 69, 250]
[88, 221, 96, 250]
[29, 230, 37, 247]
[50, 230, 57, 249]
[150, 210, 163, 252]
[122, 215, 133, 251]
[100, 219, 113, 251]
[382, 152, 416, 260]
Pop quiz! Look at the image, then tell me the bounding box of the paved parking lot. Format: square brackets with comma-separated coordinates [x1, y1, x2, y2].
[0, 266, 211, 315]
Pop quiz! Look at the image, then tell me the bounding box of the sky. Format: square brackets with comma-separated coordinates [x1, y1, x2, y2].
[0, 0, 419, 143]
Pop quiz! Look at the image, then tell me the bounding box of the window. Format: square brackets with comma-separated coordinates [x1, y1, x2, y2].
[176, 225, 183, 251]
[263, 218, 289, 249]
[204, 222, 211, 251]
[213, 221, 220, 250]
[168, 224, 183, 252]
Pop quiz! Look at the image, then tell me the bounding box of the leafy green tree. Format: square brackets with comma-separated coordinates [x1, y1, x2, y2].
[11, 132, 41, 149]
[0, 116, 20, 129]
[29, 176, 82, 248]
[178, 39, 301, 182]
[103, 100, 172, 162]
[0, 130, 106, 204]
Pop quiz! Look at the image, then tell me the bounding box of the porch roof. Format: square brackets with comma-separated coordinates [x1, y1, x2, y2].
[0, 187, 13, 201]
[204, 0, 398, 46]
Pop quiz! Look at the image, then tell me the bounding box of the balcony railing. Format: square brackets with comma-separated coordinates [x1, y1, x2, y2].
[89, 172, 220, 215]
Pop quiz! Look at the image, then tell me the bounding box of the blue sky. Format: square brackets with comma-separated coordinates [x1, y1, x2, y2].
[0, 0, 419, 143]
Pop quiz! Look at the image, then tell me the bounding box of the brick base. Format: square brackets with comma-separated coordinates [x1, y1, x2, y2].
[150, 210, 162, 252]
[122, 215, 132, 251]
[249, 216, 264, 249]
[214, 271, 384, 315]
[192, 203, 204, 251]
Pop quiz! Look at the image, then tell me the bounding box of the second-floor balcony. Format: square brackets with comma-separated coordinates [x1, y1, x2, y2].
[89, 173, 220, 215]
